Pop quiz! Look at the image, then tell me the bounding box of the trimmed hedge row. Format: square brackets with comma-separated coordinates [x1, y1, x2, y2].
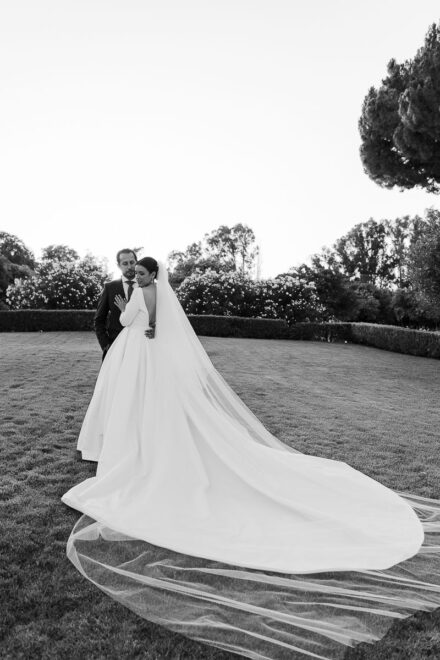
[0, 310, 95, 332]
[0, 311, 439, 358]
[188, 315, 289, 339]
[0, 310, 289, 339]
[291, 321, 440, 359]
[350, 322, 440, 359]
[289, 322, 353, 343]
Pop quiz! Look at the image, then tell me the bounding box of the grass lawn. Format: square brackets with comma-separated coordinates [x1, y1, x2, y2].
[1, 332, 440, 660]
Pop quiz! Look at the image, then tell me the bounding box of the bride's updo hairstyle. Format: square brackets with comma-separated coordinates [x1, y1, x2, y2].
[136, 256, 159, 280]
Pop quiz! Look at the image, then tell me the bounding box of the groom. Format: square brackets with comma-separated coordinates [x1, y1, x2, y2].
[94, 248, 153, 360]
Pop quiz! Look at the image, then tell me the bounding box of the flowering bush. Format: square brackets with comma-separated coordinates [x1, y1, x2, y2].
[176, 271, 326, 323]
[255, 275, 326, 324]
[6, 256, 109, 310]
[176, 271, 256, 316]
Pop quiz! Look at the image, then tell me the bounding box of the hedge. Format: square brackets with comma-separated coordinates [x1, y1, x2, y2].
[188, 315, 289, 339]
[0, 310, 289, 339]
[289, 321, 440, 359]
[349, 322, 440, 359]
[288, 322, 353, 343]
[0, 310, 95, 332]
[0, 311, 439, 359]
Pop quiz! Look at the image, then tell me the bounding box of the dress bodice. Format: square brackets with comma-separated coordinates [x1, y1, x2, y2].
[119, 288, 150, 330]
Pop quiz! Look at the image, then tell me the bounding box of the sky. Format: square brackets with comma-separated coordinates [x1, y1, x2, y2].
[1, 0, 439, 278]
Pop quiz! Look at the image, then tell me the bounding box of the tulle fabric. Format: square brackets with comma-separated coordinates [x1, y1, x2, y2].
[62, 263, 440, 658]
[65, 492, 440, 659]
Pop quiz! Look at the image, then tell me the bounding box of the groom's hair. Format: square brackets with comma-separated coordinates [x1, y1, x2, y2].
[116, 249, 136, 264]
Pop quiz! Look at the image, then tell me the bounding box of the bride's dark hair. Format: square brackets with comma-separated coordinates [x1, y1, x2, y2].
[136, 256, 159, 279]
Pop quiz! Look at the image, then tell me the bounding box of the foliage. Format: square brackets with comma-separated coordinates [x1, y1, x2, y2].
[41, 244, 79, 262]
[176, 271, 256, 317]
[289, 321, 440, 359]
[0, 309, 95, 331]
[288, 212, 438, 328]
[6, 256, 110, 310]
[350, 283, 395, 324]
[333, 219, 400, 286]
[392, 287, 440, 330]
[168, 223, 259, 288]
[0, 231, 36, 268]
[385, 214, 424, 287]
[176, 271, 325, 324]
[291, 260, 360, 321]
[0, 232, 36, 305]
[359, 23, 440, 192]
[350, 323, 440, 359]
[168, 243, 224, 289]
[204, 224, 258, 274]
[188, 315, 288, 339]
[408, 207, 440, 305]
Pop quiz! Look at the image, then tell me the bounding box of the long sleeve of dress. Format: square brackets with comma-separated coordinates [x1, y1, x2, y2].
[119, 290, 140, 327]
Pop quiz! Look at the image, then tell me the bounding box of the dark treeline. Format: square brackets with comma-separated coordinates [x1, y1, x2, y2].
[287, 209, 440, 328]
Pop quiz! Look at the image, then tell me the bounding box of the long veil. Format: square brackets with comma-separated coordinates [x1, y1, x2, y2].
[65, 263, 440, 659]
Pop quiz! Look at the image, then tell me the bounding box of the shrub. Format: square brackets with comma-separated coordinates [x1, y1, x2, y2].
[350, 323, 440, 359]
[0, 310, 289, 339]
[0, 310, 95, 332]
[176, 271, 325, 323]
[176, 272, 257, 317]
[188, 315, 289, 339]
[392, 288, 440, 330]
[288, 322, 353, 342]
[289, 321, 440, 359]
[6, 257, 109, 310]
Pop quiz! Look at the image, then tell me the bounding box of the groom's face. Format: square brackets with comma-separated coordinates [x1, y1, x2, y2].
[118, 252, 136, 279]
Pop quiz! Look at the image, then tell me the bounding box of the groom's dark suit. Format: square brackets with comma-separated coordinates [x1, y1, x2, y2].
[94, 279, 126, 359]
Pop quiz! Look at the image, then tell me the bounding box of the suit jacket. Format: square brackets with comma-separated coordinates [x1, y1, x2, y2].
[94, 279, 126, 350]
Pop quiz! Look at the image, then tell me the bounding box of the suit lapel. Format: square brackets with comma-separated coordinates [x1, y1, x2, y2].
[109, 280, 125, 313]
[116, 279, 124, 298]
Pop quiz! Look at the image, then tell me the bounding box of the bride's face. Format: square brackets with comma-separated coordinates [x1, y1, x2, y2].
[135, 265, 154, 287]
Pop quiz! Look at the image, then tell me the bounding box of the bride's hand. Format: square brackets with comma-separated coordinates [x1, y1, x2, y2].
[114, 294, 127, 312]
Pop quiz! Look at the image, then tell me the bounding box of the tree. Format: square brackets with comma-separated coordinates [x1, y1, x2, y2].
[41, 244, 79, 262]
[167, 224, 259, 288]
[167, 243, 223, 289]
[392, 287, 440, 329]
[0, 231, 36, 268]
[289, 259, 360, 321]
[205, 224, 258, 274]
[0, 232, 35, 305]
[408, 207, 440, 305]
[359, 23, 440, 192]
[333, 219, 396, 286]
[384, 215, 424, 288]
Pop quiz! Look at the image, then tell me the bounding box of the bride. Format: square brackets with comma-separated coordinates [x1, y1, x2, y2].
[62, 257, 440, 659]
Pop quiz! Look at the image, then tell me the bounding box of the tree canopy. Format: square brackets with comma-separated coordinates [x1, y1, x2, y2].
[408, 207, 440, 305]
[167, 223, 259, 288]
[41, 244, 79, 262]
[0, 232, 36, 306]
[359, 23, 440, 193]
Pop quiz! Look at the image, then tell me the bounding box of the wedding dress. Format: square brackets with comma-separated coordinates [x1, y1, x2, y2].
[62, 263, 440, 659]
